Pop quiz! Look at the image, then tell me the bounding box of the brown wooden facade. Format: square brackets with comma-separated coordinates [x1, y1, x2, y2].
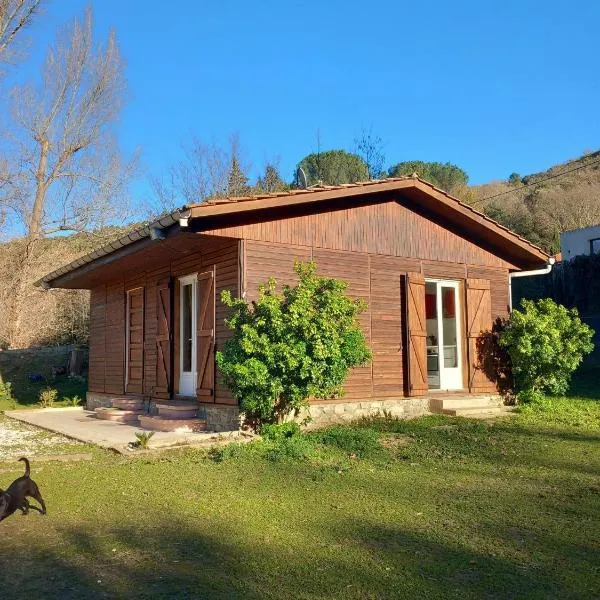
[42, 179, 549, 407]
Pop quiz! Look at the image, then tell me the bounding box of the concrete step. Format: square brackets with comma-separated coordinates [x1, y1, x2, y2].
[438, 396, 503, 410]
[442, 407, 505, 418]
[95, 407, 144, 424]
[111, 397, 144, 411]
[138, 415, 208, 432]
[155, 403, 198, 419]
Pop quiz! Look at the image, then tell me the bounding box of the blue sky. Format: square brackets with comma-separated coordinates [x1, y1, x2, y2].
[9, 0, 600, 204]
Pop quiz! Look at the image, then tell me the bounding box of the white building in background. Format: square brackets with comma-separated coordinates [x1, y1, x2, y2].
[560, 224, 600, 260]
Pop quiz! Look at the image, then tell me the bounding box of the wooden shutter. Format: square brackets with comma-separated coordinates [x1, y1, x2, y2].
[465, 279, 497, 393]
[196, 267, 215, 402]
[405, 272, 428, 396]
[126, 287, 144, 394]
[154, 278, 172, 399]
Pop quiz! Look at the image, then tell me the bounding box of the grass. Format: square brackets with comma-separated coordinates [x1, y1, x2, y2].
[0, 371, 598, 599]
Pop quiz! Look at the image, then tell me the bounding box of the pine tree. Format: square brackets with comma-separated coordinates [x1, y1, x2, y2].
[255, 164, 287, 194]
[227, 157, 250, 197]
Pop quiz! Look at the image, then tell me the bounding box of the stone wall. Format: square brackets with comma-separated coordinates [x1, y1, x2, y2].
[86, 391, 114, 410]
[199, 404, 242, 432]
[86, 392, 430, 432]
[293, 398, 430, 430]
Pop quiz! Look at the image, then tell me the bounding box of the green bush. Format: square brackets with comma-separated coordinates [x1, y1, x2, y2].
[216, 261, 372, 427]
[499, 299, 594, 400]
[310, 426, 383, 459]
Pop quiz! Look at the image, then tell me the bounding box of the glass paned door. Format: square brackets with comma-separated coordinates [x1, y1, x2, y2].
[425, 280, 463, 390]
[179, 274, 197, 396]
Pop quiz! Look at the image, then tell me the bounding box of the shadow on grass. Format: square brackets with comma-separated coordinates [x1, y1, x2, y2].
[1, 513, 597, 600]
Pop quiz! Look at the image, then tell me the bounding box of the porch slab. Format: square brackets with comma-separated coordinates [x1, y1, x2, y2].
[4, 407, 243, 454]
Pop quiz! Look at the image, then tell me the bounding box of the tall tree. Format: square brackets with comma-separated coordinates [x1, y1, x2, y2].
[2, 7, 132, 346]
[0, 0, 41, 71]
[296, 150, 369, 186]
[388, 161, 468, 193]
[227, 156, 250, 197]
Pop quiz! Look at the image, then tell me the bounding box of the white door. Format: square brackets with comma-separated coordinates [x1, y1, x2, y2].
[178, 274, 197, 397]
[425, 280, 463, 390]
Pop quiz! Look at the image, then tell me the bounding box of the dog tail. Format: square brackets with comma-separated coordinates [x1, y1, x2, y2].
[19, 457, 30, 477]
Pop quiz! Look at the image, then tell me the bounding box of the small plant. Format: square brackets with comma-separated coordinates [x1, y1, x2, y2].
[65, 395, 82, 407]
[500, 298, 594, 401]
[39, 387, 58, 408]
[134, 431, 155, 449]
[260, 422, 301, 441]
[0, 380, 12, 403]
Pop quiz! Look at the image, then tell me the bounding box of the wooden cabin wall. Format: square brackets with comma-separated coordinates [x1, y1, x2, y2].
[87, 238, 239, 404]
[205, 199, 516, 269]
[244, 240, 510, 400]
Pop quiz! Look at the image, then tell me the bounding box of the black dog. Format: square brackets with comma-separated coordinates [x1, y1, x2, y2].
[0, 457, 47, 522]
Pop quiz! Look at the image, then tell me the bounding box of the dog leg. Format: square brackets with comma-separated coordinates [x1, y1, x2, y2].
[31, 490, 47, 515]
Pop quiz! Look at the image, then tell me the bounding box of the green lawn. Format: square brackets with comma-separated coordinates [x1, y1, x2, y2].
[1, 374, 599, 599]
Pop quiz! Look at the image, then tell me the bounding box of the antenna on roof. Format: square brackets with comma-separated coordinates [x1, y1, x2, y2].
[296, 167, 308, 189]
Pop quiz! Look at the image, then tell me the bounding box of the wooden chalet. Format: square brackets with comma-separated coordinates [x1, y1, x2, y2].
[39, 176, 550, 430]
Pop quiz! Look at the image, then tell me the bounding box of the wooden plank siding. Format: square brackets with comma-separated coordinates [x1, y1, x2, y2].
[205, 199, 516, 269]
[243, 240, 511, 400]
[87, 237, 240, 404]
[85, 193, 513, 404]
[88, 286, 106, 393]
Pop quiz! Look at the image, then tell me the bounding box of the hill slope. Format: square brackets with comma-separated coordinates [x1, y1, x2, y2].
[472, 150, 600, 253]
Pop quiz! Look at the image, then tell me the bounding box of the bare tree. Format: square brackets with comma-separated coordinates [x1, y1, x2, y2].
[2, 6, 134, 346]
[150, 133, 249, 211]
[354, 127, 385, 180]
[0, 0, 41, 71]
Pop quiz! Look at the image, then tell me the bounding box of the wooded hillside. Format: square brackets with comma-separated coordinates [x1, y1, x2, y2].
[0, 227, 133, 348]
[472, 150, 600, 254]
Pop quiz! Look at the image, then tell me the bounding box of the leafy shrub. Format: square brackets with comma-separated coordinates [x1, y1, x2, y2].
[216, 261, 372, 427]
[260, 422, 301, 441]
[310, 426, 383, 459]
[499, 299, 594, 400]
[0, 380, 12, 403]
[39, 387, 58, 408]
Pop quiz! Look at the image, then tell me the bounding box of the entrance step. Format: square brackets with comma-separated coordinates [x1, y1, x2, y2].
[434, 396, 503, 410]
[138, 415, 208, 432]
[95, 407, 144, 424]
[111, 397, 144, 411]
[430, 395, 507, 419]
[156, 402, 198, 419]
[442, 407, 504, 418]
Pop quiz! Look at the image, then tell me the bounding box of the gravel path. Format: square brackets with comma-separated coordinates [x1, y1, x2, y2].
[0, 414, 82, 461]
